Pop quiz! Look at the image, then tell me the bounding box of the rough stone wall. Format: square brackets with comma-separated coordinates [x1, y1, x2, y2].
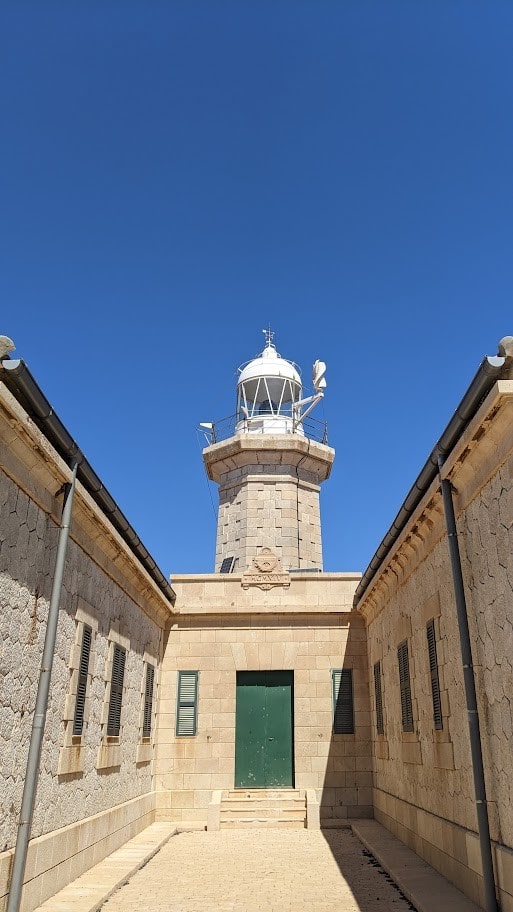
[460, 454, 513, 848]
[366, 451, 513, 854]
[363, 440, 513, 907]
[215, 465, 323, 572]
[156, 574, 371, 824]
[367, 542, 475, 830]
[0, 467, 162, 852]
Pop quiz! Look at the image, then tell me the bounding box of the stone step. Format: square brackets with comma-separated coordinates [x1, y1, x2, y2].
[218, 787, 307, 830]
[220, 818, 305, 829]
[220, 808, 306, 820]
[226, 789, 302, 800]
[221, 799, 304, 811]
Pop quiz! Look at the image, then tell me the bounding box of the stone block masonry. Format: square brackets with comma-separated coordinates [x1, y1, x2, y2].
[156, 573, 371, 825]
[358, 379, 513, 912]
[203, 434, 334, 572]
[0, 381, 175, 912]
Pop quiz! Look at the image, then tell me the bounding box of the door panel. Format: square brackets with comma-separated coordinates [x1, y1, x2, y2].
[264, 672, 294, 787]
[235, 672, 267, 787]
[235, 671, 294, 788]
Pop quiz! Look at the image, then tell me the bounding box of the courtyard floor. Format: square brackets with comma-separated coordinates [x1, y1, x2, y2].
[100, 828, 415, 912]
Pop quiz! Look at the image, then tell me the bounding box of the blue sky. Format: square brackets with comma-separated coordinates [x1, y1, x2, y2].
[2, 2, 513, 577]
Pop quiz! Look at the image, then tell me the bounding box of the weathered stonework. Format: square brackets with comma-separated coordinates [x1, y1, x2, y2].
[4, 345, 513, 912]
[358, 380, 513, 911]
[203, 434, 334, 572]
[155, 572, 371, 826]
[241, 548, 291, 590]
[0, 382, 175, 911]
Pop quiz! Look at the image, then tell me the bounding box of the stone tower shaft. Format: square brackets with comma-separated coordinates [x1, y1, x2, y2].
[203, 433, 334, 572]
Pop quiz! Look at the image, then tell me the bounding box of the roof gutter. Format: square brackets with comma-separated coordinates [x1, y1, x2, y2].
[353, 335, 513, 608]
[0, 357, 175, 605]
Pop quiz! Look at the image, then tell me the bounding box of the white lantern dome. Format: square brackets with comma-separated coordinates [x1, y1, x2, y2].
[236, 332, 303, 435]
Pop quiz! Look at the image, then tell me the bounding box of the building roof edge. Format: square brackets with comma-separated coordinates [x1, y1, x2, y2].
[0, 357, 176, 606]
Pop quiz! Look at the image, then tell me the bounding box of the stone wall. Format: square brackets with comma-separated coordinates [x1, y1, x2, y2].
[216, 468, 323, 572]
[203, 434, 334, 572]
[0, 382, 174, 911]
[155, 573, 372, 825]
[359, 380, 513, 910]
[0, 478, 162, 849]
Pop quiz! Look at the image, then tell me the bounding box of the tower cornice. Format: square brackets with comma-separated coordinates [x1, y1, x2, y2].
[203, 433, 335, 484]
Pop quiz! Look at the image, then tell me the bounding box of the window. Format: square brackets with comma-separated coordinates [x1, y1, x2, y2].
[397, 640, 414, 732]
[332, 669, 354, 734]
[107, 644, 126, 737]
[142, 663, 155, 738]
[426, 619, 443, 730]
[373, 660, 384, 735]
[176, 671, 198, 736]
[72, 624, 92, 736]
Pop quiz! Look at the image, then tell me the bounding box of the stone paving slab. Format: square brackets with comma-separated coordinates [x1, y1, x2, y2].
[98, 828, 415, 911]
[31, 822, 177, 912]
[352, 820, 482, 912]
[28, 821, 485, 912]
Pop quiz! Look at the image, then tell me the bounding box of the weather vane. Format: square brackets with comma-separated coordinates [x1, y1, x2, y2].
[262, 325, 275, 347]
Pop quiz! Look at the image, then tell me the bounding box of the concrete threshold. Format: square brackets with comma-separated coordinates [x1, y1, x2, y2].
[351, 819, 483, 912]
[32, 822, 177, 912]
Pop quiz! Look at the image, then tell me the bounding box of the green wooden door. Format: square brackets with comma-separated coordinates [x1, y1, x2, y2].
[235, 671, 294, 788]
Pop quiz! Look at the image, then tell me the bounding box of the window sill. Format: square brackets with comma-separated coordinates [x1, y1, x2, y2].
[136, 742, 152, 764]
[58, 744, 84, 775]
[373, 736, 389, 760]
[400, 738, 422, 764]
[97, 741, 121, 770]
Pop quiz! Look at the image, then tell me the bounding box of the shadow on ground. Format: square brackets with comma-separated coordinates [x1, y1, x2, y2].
[321, 828, 418, 911]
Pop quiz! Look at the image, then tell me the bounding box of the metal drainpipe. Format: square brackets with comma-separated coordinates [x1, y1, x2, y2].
[438, 455, 498, 912]
[7, 462, 78, 912]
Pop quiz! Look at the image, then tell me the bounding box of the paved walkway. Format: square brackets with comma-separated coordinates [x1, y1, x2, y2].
[100, 828, 414, 912]
[32, 821, 482, 912]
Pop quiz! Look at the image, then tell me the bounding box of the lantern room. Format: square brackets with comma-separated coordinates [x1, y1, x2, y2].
[235, 330, 326, 436]
[236, 332, 302, 434]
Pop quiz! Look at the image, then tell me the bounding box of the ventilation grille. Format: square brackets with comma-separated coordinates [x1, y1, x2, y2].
[220, 557, 235, 573]
[176, 671, 198, 736]
[427, 619, 443, 730]
[332, 669, 354, 734]
[397, 640, 414, 732]
[142, 663, 155, 738]
[107, 644, 126, 736]
[73, 624, 92, 736]
[373, 660, 384, 735]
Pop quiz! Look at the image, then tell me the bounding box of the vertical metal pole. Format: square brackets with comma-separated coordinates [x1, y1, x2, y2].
[438, 459, 498, 912]
[7, 463, 78, 912]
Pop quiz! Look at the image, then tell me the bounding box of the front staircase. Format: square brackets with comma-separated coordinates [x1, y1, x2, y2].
[211, 789, 307, 829]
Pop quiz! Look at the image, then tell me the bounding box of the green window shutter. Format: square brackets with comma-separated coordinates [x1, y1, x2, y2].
[176, 671, 198, 736]
[373, 660, 384, 735]
[426, 619, 443, 730]
[73, 624, 92, 736]
[397, 640, 414, 732]
[142, 663, 155, 738]
[332, 669, 354, 734]
[107, 644, 126, 736]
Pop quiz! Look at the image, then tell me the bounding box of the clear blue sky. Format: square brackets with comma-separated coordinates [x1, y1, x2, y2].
[2, 2, 512, 576]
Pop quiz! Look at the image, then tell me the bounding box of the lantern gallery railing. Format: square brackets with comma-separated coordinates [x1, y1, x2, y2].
[199, 413, 329, 446]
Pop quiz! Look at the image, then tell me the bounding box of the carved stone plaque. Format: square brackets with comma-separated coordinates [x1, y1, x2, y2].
[241, 548, 291, 591]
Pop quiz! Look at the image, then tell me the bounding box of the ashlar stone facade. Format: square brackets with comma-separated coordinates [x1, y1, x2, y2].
[204, 434, 334, 572]
[357, 380, 513, 911]
[156, 572, 371, 825]
[0, 381, 175, 912]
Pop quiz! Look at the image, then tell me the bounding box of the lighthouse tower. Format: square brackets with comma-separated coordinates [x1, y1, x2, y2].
[202, 331, 335, 572]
